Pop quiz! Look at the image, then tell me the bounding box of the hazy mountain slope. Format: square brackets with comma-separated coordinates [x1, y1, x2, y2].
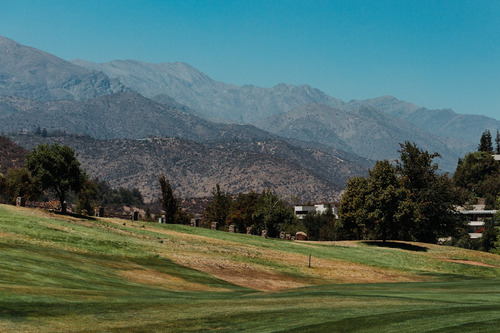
[11, 135, 344, 202]
[0, 92, 278, 141]
[402, 108, 500, 144]
[257, 103, 471, 172]
[343, 96, 420, 118]
[71, 59, 343, 123]
[345, 96, 500, 144]
[72, 58, 497, 151]
[0, 36, 127, 101]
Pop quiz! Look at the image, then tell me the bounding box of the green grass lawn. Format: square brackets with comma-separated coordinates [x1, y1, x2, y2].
[1, 204, 500, 332]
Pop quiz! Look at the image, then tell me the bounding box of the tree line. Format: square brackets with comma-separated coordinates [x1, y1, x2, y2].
[2, 134, 499, 251]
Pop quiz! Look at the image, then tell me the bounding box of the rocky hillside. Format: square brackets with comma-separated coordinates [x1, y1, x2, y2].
[0, 36, 127, 101]
[0, 92, 278, 141]
[11, 135, 348, 202]
[256, 103, 472, 172]
[0, 136, 27, 174]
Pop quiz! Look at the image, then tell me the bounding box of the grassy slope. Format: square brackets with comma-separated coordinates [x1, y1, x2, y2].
[1, 204, 500, 332]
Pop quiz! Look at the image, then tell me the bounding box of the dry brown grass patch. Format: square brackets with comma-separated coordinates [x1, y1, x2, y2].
[119, 268, 228, 291]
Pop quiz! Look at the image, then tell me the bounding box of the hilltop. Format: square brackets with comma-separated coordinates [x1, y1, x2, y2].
[0, 36, 127, 101]
[1, 204, 500, 331]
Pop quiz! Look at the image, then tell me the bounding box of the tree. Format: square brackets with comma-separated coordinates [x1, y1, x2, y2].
[253, 189, 295, 238]
[366, 160, 417, 242]
[453, 151, 500, 208]
[226, 191, 260, 233]
[496, 130, 500, 154]
[303, 204, 337, 241]
[339, 162, 418, 242]
[338, 176, 369, 240]
[397, 142, 465, 243]
[204, 184, 232, 228]
[158, 174, 178, 224]
[26, 144, 83, 213]
[478, 130, 493, 152]
[74, 172, 98, 216]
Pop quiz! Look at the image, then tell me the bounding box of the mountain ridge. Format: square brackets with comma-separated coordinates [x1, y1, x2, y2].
[10, 134, 348, 202]
[0, 36, 128, 101]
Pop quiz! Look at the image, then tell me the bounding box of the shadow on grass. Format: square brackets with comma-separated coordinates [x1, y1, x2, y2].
[362, 241, 428, 252]
[54, 211, 96, 221]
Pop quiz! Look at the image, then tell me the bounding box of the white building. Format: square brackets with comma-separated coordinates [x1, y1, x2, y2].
[458, 209, 497, 238]
[294, 204, 338, 219]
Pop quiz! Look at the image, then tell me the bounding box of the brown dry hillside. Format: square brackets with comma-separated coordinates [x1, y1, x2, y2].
[0, 136, 27, 174]
[10, 134, 357, 202]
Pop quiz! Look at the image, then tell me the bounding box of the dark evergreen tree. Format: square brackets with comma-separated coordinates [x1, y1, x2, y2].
[453, 151, 500, 208]
[158, 174, 178, 224]
[478, 130, 493, 152]
[303, 204, 337, 241]
[496, 129, 500, 154]
[204, 184, 232, 228]
[253, 189, 295, 238]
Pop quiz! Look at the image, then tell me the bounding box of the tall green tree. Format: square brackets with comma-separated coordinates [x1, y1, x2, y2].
[338, 176, 369, 240]
[366, 160, 416, 242]
[253, 189, 295, 238]
[26, 144, 83, 213]
[478, 130, 493, 152]
[159, 174, 178, 224]
[204, 184, 232, 228]
[397, 141, 465, 242]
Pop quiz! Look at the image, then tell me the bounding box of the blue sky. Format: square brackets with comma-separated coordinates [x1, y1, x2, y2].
[1, 0, 499, 119]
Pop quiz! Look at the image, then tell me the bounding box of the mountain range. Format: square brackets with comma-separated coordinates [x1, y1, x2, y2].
[1, 35, 499, 202]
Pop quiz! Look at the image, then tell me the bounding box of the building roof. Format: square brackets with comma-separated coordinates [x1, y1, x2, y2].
[459, 210, 497, 215]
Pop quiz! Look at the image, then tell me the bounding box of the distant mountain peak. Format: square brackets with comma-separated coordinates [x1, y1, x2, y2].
[0, 36, 128, 101]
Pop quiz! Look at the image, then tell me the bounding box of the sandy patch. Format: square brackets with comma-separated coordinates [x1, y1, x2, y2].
[120, 268, 228, 292]
[439, 259, 499, 268]
[176, 260, 308, 291]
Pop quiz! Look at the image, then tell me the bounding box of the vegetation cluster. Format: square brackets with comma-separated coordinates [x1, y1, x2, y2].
[2, 131, 500, 253]
[0, 137, 144, 216]
[339, 132, 500, 253]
